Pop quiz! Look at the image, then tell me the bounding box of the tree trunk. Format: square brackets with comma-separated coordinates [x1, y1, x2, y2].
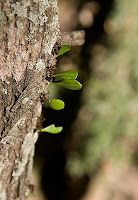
[0, 1, 60, 199]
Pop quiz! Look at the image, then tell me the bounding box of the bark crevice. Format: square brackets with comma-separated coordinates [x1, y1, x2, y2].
[0, 0, 60, 199]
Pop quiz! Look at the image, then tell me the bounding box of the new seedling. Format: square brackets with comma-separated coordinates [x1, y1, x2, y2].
[56, 45, 71, 57]
[47, 99, 65, 110]
[37, 124, 63, 134]
[52, 70, 82, 90]
[41, 93, 65, 111]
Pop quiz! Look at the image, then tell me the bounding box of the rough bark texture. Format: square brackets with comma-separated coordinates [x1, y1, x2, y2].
[0, 0, 60, 199]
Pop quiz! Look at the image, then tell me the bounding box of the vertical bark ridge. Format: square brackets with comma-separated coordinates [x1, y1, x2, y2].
[0, 0, 60, 199]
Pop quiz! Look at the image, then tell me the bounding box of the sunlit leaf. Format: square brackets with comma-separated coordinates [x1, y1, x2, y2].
[56, 80, 82, 90]
[39, 124, 63, 134]
[52, 70, 78, 81]
[48, 99, 65, 110]
[56, 45, 71, 57]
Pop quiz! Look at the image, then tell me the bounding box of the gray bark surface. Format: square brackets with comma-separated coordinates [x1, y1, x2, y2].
[0, 1, 60, 199]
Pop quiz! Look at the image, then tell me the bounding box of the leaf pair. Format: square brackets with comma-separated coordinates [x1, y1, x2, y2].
[52, 70, 82, 90]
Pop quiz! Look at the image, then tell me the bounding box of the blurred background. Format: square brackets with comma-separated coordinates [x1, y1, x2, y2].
[30, 0, 138, 199]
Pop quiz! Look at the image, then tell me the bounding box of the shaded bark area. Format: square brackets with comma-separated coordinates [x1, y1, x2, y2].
[0, 0, 60, 199]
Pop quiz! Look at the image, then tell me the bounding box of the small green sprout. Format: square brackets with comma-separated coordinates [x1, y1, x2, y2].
[41, 94, 65, 111]
[47, 99, 65, 110]
[29, 193, 34, 197]
[37, 124, 63, 134]
[56, 45, 71, 57]
[55, 79, 82, 90]
[52, 70, 78, 81]
[52, 70, 82, 90]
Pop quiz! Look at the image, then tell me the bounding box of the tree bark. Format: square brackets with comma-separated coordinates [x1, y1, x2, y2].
[0, 1, 60, 199]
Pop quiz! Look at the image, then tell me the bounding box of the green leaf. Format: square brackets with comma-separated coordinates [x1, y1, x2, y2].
[56, 80, 82, 90]
[56, 45, 71, 57]
[29, 193, 34, 197]
[47, 99, 65, 110]
[40, 124, 63, 134]
[52, 70, 78, 82]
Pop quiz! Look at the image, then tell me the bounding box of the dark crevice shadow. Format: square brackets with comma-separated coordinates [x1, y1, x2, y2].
[35, 0, 115, 199]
